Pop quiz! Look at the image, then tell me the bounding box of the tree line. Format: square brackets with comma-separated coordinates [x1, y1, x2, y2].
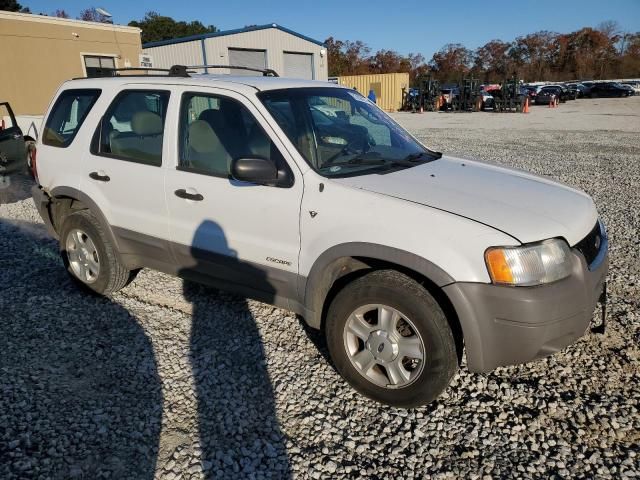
[328, 22, 639, 83]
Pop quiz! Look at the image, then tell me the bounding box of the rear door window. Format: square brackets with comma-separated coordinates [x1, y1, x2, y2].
[43, 89, 101, 147]
[93, 90, 170, 166]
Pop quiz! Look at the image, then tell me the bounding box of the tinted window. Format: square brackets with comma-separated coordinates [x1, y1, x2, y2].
[43, 89, 101, 147]
[95, 90, 169, 166]
[179, 93, 286, 178]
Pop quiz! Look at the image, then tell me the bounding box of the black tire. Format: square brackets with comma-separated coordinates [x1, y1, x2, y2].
[59, 210, 131, 295]
[325, 270, 458, 408]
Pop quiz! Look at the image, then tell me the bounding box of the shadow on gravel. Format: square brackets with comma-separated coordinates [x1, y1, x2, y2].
[181, 220, 291, 479]
[0, 219, 162, 479]
[0, 172, 33, 205]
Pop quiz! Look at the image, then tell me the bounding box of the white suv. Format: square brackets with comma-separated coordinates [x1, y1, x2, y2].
[32, 69, 608, 407]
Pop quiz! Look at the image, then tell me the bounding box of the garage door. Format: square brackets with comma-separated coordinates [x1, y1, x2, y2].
[228, 48, 266, 75]
[283, 52, 313, 80]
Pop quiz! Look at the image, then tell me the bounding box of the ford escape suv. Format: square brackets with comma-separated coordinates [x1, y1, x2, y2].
[31, 68, 608, 407]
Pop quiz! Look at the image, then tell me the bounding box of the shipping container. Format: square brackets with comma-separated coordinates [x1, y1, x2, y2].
[336, 73, 410, 112]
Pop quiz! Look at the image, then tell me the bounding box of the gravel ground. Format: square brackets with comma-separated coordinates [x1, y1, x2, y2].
[0, 97, 638, 479]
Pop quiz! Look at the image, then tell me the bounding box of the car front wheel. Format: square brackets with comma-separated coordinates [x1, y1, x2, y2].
[325, 270, 458, 408]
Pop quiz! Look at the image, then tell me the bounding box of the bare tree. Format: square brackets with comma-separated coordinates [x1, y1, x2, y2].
[78, 7, 112, 23]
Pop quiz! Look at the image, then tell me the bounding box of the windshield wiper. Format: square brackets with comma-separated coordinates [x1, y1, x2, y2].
[326, 157, 387, 168]
[403, 151, 442, 162]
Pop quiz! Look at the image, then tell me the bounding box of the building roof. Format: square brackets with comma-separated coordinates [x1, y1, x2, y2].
[143, 23, 325, 49]
[0, 10, 141, 33]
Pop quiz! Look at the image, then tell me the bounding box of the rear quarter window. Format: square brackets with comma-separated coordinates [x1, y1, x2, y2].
[43, 89, 101, 148]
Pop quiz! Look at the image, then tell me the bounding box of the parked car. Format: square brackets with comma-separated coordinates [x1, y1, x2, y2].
[621, 81, 640, 95]
[544, 85, 576, 101]
[0, 101, 34, 175]
[589, 82, 632, 98]
[565, 83, 591, 98]
[563, 84, 581, 99]
[32, 70, 608, 407]
[614, 82, 635, 96]
[535, 87, 559, 105]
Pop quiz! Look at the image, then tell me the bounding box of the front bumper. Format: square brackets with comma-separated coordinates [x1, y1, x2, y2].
[443, 245, 608, 373]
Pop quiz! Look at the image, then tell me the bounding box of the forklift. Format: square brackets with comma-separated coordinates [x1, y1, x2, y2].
[492, 76, 526, 112]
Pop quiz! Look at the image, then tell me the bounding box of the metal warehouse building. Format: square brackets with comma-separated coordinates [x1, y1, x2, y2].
[0, 10, 142, 117]
[142, 24, 328, 81]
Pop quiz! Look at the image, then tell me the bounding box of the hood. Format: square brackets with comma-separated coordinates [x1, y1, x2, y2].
[331, 156, 597, 246]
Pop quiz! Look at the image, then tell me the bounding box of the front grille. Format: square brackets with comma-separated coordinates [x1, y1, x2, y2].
[574, 221, 604, 266]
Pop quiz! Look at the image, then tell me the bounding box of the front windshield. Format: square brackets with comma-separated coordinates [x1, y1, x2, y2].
[258, 87, 439, 178]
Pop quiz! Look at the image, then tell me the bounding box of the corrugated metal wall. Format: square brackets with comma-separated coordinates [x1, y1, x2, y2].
[337, 73, 410, 112]
[143, 28, 328, 80]
[143, 40, 203, 70]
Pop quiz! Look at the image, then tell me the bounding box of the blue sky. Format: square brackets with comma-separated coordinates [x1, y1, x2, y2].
[25, 0, 640, 57]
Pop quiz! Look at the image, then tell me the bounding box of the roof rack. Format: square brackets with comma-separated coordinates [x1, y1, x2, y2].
[186, 65, 279, 77]
[77, 64, 278, 80]
[78, 65, 191, 79]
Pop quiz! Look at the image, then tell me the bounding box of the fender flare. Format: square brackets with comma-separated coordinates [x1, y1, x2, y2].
[50, 186, 122, 255]
[301, 242, 455, 328]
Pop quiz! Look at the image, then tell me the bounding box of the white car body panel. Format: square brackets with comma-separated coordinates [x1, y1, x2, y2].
[330, 157, 598, 247]
[298, 171, 518, 284]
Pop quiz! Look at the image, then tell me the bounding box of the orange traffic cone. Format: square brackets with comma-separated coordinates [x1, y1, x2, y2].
[523, 97, 530, 113]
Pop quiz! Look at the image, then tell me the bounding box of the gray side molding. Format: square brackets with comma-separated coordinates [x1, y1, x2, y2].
[301, 242, 455, 328]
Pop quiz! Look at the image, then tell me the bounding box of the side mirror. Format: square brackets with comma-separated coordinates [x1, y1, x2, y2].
[231, 157, 278, 185]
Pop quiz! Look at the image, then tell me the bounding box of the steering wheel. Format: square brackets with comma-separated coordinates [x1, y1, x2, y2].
[324, 132, 377, 165]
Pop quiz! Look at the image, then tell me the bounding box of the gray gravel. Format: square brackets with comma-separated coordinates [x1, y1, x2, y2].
[1, 97, 639, 479]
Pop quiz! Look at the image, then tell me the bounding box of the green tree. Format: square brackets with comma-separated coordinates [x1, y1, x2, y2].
[0, 0, 30, 12]
[128, 11, 217, 44]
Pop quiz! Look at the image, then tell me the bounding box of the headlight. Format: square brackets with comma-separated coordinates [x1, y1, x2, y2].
[485, 239, 573, 286]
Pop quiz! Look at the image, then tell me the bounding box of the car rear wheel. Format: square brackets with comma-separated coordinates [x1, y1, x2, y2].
[60, 210, 131, 295]
[325, 270, 458, 408]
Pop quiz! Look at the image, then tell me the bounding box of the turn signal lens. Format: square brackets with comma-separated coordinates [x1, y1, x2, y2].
[485, 249, 514, 284]
[485, 239, 573, 286]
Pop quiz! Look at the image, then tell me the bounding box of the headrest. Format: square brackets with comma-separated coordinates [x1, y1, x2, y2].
[198, 109, 226, 130]
[131, 111, 163, 136]
[188, 120, 221, 153]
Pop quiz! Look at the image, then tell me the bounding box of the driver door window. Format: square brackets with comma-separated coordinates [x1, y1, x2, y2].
[179, 93, 284, 177]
